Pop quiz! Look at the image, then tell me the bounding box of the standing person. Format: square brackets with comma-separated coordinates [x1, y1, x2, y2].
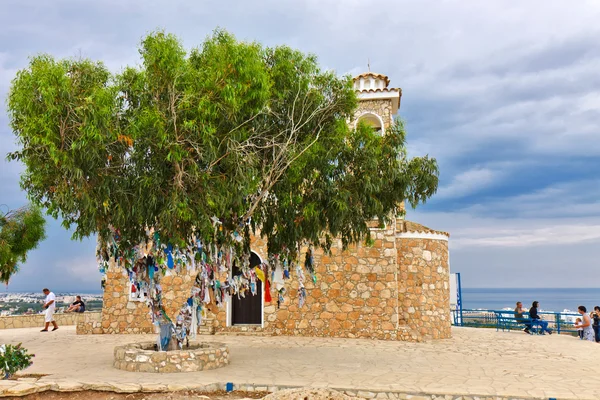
[41, 288, 58, 332]
[574, 305, 594, 342]
[514, 301, 531, 334]
[529, 301, 552, 335]
[575, 318, 584, 339]
[591, 306, 600, 342]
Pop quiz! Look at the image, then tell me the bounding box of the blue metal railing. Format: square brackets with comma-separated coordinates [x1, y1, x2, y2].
[451, 308, 582, 335]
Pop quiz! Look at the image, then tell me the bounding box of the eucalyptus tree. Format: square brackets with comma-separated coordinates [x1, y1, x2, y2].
[0, 205, 46, 284]
[7, 30, 438, 345]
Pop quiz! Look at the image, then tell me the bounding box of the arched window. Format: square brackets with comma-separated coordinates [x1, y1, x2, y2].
[357, 112, 384, 135]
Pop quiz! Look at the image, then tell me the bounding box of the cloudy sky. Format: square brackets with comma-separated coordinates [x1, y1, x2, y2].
[1, 0, 599, 292]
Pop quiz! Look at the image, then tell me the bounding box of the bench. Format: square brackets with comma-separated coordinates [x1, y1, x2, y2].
[493, 311, 543, 335]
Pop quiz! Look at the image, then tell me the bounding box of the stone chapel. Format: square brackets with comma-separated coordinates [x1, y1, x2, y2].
[79, 72, 451, 342]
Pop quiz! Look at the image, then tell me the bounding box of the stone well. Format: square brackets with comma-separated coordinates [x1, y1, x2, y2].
[113, 342, 229, 373]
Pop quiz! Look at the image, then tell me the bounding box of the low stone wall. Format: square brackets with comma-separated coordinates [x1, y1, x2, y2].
[0, 311, 101, 329]
[113, 342, 229, 373]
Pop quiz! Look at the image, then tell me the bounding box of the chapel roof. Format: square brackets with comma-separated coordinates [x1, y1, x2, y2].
[353, 72, 391, 87]
[398, 220, 449, 237]
[357, 87, 402, 94]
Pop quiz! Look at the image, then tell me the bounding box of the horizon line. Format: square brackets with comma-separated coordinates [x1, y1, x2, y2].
[462, 287, 599, 289]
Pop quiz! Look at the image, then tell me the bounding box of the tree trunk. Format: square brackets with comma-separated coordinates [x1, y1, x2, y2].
[166, 334, 179, 351]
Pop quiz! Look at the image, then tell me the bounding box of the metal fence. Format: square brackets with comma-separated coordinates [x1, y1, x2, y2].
[451, 308, 583, 335]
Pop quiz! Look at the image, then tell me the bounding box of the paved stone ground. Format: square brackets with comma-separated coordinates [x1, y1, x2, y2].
[0, 326, 598, 399]
[14, 390, 266, 400]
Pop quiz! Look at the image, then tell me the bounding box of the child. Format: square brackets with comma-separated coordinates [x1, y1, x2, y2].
[576, 318, 584, 339]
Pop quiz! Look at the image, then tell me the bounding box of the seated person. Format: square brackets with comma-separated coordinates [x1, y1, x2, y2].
[66, 296, 85, 313]
[514, 301, 531, 334]
[529, 301, 552, 334]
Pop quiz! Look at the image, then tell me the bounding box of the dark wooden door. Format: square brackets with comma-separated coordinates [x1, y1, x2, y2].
[232, 252, 262, 325]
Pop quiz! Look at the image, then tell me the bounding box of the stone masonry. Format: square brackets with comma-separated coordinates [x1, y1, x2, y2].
[354, 99, 394, 130]
[211, 220, 450, 342]
[113, 342, 229, 373]
[215, 222, 403, 339]
[77, 263, 197, 335]
[396, 222, 451, 340]
[0, 311, 100, 330]
[82, 219, 451, 342]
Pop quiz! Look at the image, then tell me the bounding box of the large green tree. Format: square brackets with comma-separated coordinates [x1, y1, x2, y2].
[7, 29, 438, 257]
[0, 205, 46, 284]
[7, 29, 438, 348]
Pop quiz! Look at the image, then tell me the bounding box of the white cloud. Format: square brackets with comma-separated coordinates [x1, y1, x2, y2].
[409, 209, 600, 288]
[461, 179, 600, 219]
[408, 177, 600, 286]
[60, 255, 99, 285]
[411, 209, 600, 249]
[435, 167, 498, 200]
[451, 222, 600, 249]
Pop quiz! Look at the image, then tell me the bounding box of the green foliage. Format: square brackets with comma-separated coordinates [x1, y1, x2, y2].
[7, 28, 438, 259]
[0, 205, 46, 284]
[260, 119, 439, 253]
[0, 343, 34, 379]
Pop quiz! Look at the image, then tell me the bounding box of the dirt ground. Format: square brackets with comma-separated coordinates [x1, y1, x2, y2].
[13, 390, 269, 400]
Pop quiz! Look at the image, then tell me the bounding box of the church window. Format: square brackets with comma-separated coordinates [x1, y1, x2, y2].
[357, 112, 384, 135]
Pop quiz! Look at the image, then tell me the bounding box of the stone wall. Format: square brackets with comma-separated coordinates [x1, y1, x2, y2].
[77, 264, 197, 335]
[209, 220, 451, 342]
[354, 99, 394, 130]
[0, 311, 100, 330]
[113, 342, 229, 373]
[84, 221, 451, 342]
[397, 233, 451, 340]
[98, 267, 153, 334]
[213, 222, 406, 340]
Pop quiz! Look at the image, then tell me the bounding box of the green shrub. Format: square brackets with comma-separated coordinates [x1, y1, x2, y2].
[0, 343, 34, 379]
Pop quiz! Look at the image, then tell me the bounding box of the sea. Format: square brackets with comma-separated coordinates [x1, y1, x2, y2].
[462, 288, 600, 313]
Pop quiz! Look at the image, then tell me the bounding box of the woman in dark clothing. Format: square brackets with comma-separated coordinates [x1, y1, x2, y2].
[591, 306, 600, 342]
[529, 301, 552, 334]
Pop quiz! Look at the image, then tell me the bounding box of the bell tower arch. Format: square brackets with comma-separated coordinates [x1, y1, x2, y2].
[352, 72, 402, 135]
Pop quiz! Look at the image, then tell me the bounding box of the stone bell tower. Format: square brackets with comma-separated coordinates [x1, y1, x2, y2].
[352, 72, 404, 214]
[352, 72, 402, 134]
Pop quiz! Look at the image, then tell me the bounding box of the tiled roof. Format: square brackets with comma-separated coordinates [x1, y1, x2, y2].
[358, 87, 402, 95]
[398, 220, 449, 237]
[353, 72, 391, 87]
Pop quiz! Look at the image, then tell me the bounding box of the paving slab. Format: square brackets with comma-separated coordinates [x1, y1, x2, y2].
[0, 326, 597, 398]
[3, 383, 38, 396]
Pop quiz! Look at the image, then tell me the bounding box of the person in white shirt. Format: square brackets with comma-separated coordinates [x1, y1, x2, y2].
[41, 288, 58, 332]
